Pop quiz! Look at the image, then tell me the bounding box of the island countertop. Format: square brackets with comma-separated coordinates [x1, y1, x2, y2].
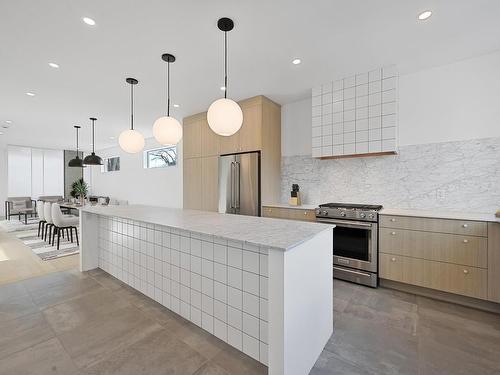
[81, 204, 332, 250]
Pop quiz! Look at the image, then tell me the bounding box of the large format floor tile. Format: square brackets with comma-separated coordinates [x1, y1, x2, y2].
[0, 338, 79, 375]
[0, 266, 499, 374]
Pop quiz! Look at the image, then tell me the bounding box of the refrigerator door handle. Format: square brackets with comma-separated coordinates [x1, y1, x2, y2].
[235, 161, 241, 210]
[230, 161, 235, 209]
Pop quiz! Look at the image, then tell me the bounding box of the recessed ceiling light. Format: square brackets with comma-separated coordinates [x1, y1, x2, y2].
[0, 131, 3, 135]
[5, 120, 12, 124]
[26, 92, 35, 96]
[48, 62, 59, 68]
[2, 125, 9, 129]
[418, 10, 432, 20]
[83, 17, 96, 26]
[292, 58, 302, 65]
[173, 104, 180, 108]
[220, 86, 226, 91]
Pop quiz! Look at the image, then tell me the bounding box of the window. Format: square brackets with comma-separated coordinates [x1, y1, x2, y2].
[143, 146, 177, 169]
[101, 156, 120, 172]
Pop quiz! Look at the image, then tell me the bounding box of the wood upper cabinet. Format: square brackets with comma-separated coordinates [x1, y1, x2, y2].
[183, 158, 202, 209]
[201, 117, 220, 157]
[183, 117, 202, 159]
[219, 99, 263, 154]
[183, 95, 281, 213]
[202, 156, 219, 212]
[239, 104, 262, 152]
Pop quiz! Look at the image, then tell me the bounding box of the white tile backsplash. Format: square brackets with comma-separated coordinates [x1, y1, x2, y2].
[97, 219, 269, 364]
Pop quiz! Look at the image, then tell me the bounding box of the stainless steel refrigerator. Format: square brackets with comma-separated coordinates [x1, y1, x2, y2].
[218, 152, 260, 216]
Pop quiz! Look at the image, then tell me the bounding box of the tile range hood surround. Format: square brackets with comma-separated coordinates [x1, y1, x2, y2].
[312, 66, 399, 159]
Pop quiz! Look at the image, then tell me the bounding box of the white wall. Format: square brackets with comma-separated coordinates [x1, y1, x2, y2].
[282, 50, 500, 155]
[0, 143, 7, 217]
[91, 138, 183, 208]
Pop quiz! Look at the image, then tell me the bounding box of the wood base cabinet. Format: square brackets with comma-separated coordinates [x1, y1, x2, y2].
[380, 214, 500, 304]
[183, 96, 281, 211]
[262, 206, 316, 222]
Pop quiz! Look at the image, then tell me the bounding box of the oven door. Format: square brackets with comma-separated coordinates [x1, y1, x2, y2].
[317, 218, 377, 273]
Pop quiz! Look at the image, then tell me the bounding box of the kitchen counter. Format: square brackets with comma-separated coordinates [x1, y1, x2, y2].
[79, 205, 333, 375]
[81, 205, 330, 250]
[380, 207, 500, 223]
[262, 203, 318, 210]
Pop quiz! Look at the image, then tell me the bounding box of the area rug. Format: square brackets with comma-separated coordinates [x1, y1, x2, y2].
[15, 228, 80, 261]
[0, 218, 40, 232]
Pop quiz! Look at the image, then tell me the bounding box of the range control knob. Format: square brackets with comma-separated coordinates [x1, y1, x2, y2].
[360, 213, 366, 218]
[368, 213, 374, 219]
[340, 211, 346, 217]
[321, 210, 328, 216]
[315, 209, 321, 215]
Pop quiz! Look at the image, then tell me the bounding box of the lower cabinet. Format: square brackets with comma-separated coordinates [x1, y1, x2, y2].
[380, 214, 499, 303]
[262, 206, 316, 222]
[380, 253, 487, 300]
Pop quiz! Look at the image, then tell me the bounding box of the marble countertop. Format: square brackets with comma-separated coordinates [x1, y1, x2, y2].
[262, 203, 318, 210]
[380, 207, 500, 223]
[81, 205, 332, 250]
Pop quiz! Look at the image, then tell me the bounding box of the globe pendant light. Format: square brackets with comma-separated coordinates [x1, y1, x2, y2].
[153, 54, 183, 145]
[207, 17, 243, 137]
[119, 78, 145, 153]
[83, 118, 103, 165]
[68, 125, 84, 167]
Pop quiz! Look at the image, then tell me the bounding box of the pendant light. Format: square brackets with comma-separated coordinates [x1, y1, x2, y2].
[119, 78, 145, 153]
[207, 17, 243, 137]
[83, 117, 103, 165]
[152, 54, 183, 145]
[68, 125, 84, 167]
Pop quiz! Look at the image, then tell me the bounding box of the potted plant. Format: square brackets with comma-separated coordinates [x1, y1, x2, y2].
[70, 178, 89, 206]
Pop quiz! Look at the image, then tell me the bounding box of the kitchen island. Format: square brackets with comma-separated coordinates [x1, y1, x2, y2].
[79, 205, 333, 375]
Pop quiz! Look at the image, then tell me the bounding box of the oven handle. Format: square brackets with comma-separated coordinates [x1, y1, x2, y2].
[316, 218, 374, 229]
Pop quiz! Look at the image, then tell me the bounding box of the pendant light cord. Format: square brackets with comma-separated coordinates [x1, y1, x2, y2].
[91, 119, 95, 153]
[167, 61, 170, 117]
[76, 128, 79, 153]
[130, 83, 134, 130]
[224, 31, 228, 99]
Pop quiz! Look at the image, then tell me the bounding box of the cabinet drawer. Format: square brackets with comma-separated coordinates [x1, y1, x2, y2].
[379, 228, 487, 268]
[262, 206, 316, 222]
[287, 209, 316, 222]
[380, 215, 487, 237]
[380, 253, 487, 300]
[262, 207, 290, 220]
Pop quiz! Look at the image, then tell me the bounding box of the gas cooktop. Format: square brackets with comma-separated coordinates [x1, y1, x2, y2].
[316, 203, 383, 222]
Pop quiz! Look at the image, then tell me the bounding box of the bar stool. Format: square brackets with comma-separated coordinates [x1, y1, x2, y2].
[36, 201, 46, 238]
[51, 203, 79, 250]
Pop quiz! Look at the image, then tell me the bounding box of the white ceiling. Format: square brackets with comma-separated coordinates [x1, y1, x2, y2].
[1, 0, 500, 151]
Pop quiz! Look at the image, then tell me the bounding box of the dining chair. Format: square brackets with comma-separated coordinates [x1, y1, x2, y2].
[51, 203, 79, 250]
[36, 201, 46, 238]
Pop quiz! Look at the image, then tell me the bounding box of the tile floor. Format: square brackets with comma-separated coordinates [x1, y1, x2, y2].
[0, 267, 499, 374]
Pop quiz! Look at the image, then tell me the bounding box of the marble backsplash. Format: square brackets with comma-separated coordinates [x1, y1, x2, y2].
[281, 137, 500, 214]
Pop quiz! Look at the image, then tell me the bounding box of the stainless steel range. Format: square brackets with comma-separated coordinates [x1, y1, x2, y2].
[315, 203, 383, 287]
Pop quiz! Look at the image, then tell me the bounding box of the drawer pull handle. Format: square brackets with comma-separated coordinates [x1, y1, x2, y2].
[391, 257, 396, 262]
[390, 218, 396, 222]
[391, 231, 396, 235]
[304, 212, 308, 215]
[462, 224, 468, 228]
[463, 239, 469, 243]
[463, 269, 469, 274]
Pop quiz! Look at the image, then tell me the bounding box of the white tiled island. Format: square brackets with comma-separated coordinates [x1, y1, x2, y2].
[79, 205, 334, 375]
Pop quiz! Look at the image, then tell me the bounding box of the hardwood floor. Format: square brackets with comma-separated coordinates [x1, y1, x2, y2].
[0, 228, 499, 374]
[0, 229, 79, 286]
